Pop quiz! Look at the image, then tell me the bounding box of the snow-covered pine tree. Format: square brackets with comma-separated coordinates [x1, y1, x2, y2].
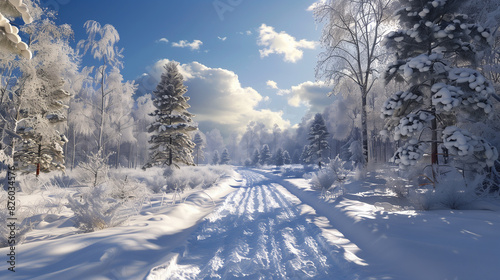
[220, 148, 230, 165]
[259, 144, 271, 165]
[251, 148, 260, 166]
[382, 0, 498, 172]
[275, 148, 284, 166]
[193, 132, 204, 165]
[0, 0, 33, 59]
[212, 150, 219, 165]
[144, 61, 197, 169]
[306, 113, 330, 168]
[283, 150, 291, 165]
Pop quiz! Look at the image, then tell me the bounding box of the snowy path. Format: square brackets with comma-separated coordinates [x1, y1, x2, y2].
[147, 169, 356, 280]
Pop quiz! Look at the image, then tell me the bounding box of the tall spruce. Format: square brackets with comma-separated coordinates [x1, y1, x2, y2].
[382, 0, 498, 172]
[306, 113, 330, 168]
[144, 62, 197, 169]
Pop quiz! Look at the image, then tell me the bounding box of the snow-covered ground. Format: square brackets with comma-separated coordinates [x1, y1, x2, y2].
[1, 166, 500, 279]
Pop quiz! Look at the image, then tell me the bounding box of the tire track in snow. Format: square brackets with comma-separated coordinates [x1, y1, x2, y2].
[147, 169, 355, 280]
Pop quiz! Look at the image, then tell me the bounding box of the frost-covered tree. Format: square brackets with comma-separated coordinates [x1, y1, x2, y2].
[193, 132, 205, 165]
[283, 150, 291, 165]
[220, 148, 230, 165]
[212, 150, 219, 165]
[305, 113, 330, 168]
[259, 144, 271, 165]
[77, 20, 124, 154]
[382, 0, 498, 173]
[144, 61, 197, 168]
[0, 0, 33, 59]
[15, 20, 78, 175]
[314, 0, 394, 164]
[274, 148, 284, 166]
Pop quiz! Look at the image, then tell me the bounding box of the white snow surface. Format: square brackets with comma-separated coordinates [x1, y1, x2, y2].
[1, 167, 500, 279]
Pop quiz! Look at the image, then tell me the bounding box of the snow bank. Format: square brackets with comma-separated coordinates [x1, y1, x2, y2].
[0, 171, 241, 279]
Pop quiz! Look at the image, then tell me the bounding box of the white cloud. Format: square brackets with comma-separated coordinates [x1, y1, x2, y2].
[136, 59, 290, 136]
[279, 81, 332, 113]
[257, 24, 317, 63]
[266, 80, 278, 89]
[218, 36, 227, 41]
[307, 0, 326, 11]
[172, 39, 203, 50]
[157, 38, 169, 44]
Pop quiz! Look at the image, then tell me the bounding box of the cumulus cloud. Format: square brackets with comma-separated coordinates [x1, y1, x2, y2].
[218, 36, 227, 41]
[136, 59, 290, 136]
[257, 24, 317, 63]
[266, 80, 278, 89]
[279, 81, 332, 113]
[172, 39, 203, 50]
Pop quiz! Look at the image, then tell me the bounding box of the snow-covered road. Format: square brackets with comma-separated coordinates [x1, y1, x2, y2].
[148, 169, 356, 280]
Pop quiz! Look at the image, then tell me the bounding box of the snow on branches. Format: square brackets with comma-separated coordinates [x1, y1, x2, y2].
[442, 126, 498, 168]
[391, 139, 428, 167]
[382, 0, 498, 170]
[0, 0, 33, 59]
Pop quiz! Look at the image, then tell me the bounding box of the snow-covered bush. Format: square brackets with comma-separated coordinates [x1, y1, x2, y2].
[310, 156, 350, 199]
[107, 174, 150, 201]
[18, 174, 41, 194]
[67, 185, 125, 233]
[408, 168, 477, 210]
[122, 165, 230, 194]
[310, 169, 336, 191]
[75, 149, 112, 187]
[0, 193, 31, 247]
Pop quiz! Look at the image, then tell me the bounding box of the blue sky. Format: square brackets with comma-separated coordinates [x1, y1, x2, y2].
[53, 0, 333, 136]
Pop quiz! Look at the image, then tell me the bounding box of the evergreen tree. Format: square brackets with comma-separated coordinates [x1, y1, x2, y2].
[283, 150, 291, 165]
[275, 148, 284, 166]
[259, 144, 271, 165]
[193, 133, 204, 165]
[144, 62, 197, 169]
[306, 113, 330, 168]
[220, 148, 230, 165]
[382, 0, 498, 171]
[212, 150, 219, 165]
[251, 148, 260, 166]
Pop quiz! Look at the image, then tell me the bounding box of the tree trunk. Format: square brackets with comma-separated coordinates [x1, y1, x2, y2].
[97, 65, 106, 153]
[115, 137, 121, 169]
[361, 95, 369, 165]
[36, 143, 41, 177]
[71, 128, 76, 171]
[168, 136, 173, 166]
